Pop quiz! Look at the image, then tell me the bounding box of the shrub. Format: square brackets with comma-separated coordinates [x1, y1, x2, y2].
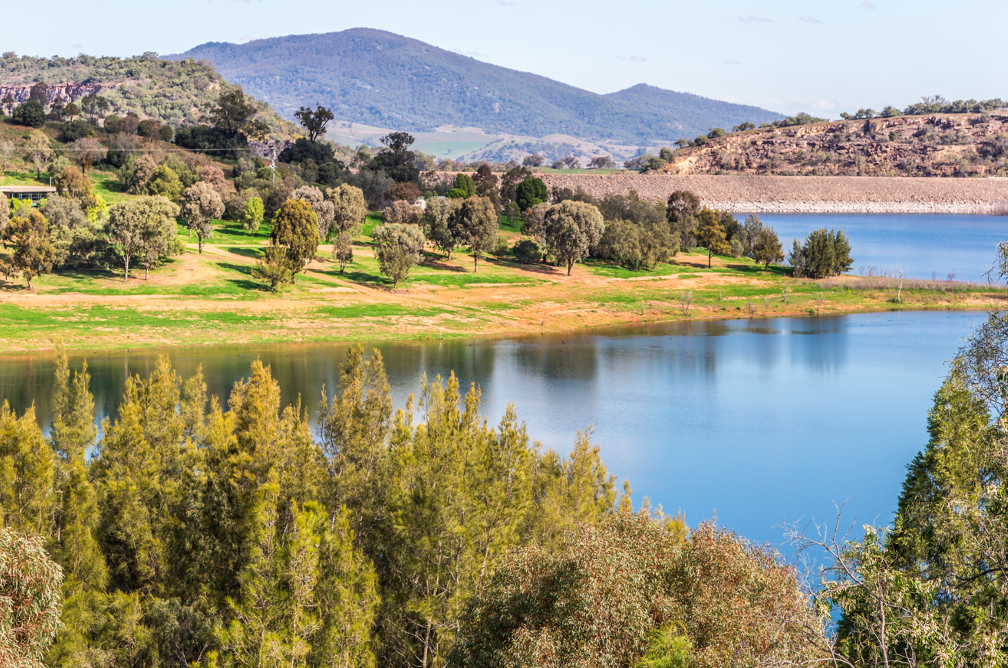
[159, 124, 174, 143]
[147, 164, 183, 201]
[730, 237, 744, 257]
[137, 118, 162, 138]
[492, 233, 510, 258]
[242, 196, 264, 234]
[512, 238, 541, 264]
[12, 100, 45, 128]
[452, 515, 821, 668]
[253, 243, 292, 291]
[62, 119, 92, 142]
[317, 160, 343, 186]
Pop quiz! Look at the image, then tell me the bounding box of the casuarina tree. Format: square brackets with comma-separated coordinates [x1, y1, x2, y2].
[696, 210, 731, 268]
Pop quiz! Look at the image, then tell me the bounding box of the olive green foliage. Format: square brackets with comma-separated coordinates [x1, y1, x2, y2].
[445, 173, 476, 200]
[252, 243, 292, 291]
[39, 196, 110, 270]
[0, 528, 64, 668]
[751, 225, 784, 268]
[788, 228, 853, 278]
[21, 130, 53, 178]
[597, 219, 680, 271]
[326, 184, 367, 239]
[147, 164, 183, 202]
[292, 185, 335, 240]
[0, 52, 287, 130]
[635, 627, 693, 668]
[544, 200, 604, 275]
[512, 237, 541, 264]
[106, 196, 180, 281]
[453, 512, 817, 668]
[270, 199, 320, 281]
[2, 209, 54, 288]
[696, 210, 731, 268]
[449, 196, 498, 271]
[423, 196, 458, 259]
[371, 222, 425, 288]
[0, 342, 659, 668]
[241, 196, 264, 234]
[516, 176, 548, 211]
[12, 99, 46, 128]
[181, 182, 225, 254]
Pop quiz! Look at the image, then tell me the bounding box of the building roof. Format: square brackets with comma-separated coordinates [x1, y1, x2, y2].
[0, 186, 57, 194]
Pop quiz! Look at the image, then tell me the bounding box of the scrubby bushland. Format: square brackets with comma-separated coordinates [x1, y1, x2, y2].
[451, 512, 821, 668]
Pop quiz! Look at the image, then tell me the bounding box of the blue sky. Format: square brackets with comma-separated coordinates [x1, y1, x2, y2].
[6, 0, 1004, 116]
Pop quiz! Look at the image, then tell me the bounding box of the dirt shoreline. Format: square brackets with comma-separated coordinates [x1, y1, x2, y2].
[537, 174, 1008, 214]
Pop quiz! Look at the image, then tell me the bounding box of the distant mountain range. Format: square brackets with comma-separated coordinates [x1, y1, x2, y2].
[167, 29, 783, 147]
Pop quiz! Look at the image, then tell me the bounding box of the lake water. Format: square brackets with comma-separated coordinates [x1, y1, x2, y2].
[0, 310, 986, 547]
[758, 213, 1008, 282]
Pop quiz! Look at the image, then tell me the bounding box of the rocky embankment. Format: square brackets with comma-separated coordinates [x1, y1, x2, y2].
[540, 173, 1008, 214]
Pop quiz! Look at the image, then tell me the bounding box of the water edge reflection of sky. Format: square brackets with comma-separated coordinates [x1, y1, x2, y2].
[0, 310, 987, 547]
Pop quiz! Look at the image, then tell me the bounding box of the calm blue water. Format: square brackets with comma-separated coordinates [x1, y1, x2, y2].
[0, 310, 985, 548]
[758, 213, 1008, 282]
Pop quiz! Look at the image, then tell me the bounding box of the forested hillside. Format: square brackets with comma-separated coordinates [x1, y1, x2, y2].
[0, 52, 290, 132]
[168, 29, 782, 145]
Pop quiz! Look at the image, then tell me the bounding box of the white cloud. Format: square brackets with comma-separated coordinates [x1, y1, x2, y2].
[810, 99, 837, 111]
[629, 55, 646, 62]
[493, 0, 517, 5]
[739, 16, 772, 23]
[72, 43, 82, 49]
[861, 1, 875, 8]
[724, 58, 740, 65]
[800, 15, 823, 23]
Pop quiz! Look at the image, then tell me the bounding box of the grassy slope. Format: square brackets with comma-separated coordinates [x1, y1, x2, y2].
[0, 121, 998, 353]
[0, 211, 1000, 353]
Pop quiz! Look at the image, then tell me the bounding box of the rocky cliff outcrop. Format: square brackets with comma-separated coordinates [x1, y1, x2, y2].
[662, 113, 1008, 178]
[0, 82, 120, 107]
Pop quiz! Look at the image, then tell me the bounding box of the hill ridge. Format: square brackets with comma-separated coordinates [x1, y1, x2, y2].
[167, 28, 783, 146]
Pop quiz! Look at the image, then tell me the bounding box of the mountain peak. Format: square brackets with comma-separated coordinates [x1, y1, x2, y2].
[168, 29, 782, 145]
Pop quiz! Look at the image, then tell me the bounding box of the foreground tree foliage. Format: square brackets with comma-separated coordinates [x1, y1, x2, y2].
[0, 528, 64, 668]
[451, 513, 820, 668]
[786, 242, 1008, 666]
[0, 344, 665, 668]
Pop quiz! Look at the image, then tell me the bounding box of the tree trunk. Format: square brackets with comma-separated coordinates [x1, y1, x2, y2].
[198, 237, 203, 254]
[145, 263, 150, 280]
[123, 255, 130, 282]
[473, 255, 478, 272]
[708, 251, 712, 268]
[567, 259, 574, 276]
